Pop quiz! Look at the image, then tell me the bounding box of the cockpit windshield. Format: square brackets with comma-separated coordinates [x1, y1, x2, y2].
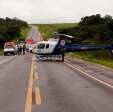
[37, 43, 45, 49]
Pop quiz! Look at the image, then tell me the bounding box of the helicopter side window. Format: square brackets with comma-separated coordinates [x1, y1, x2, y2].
[46, 44, 49, 49]
[37, 43, 45, 49]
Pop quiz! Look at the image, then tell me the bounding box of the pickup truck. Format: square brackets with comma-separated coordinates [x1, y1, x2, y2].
[4, 42, 16, 56]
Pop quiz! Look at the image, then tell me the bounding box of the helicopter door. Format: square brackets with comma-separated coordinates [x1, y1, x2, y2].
[44, 43, 54, 54]
[44, 43, 50, 54]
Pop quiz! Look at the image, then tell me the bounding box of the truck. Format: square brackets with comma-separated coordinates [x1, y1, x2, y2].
[4, 42, 16, 56]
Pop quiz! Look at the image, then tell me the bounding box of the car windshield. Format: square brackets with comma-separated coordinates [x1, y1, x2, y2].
[4, 45, 14, 48]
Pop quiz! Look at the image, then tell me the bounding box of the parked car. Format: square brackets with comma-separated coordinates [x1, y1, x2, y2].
[4, 42, 16, 56]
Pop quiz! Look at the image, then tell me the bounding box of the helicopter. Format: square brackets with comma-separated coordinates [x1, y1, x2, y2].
[32, 34, 113, 61]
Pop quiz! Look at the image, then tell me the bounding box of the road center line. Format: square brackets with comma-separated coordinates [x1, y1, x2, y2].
[34, 64, 41, 105]
[35, 87, 41, 105]
[34, 65, 37, 71]
[64, 61, 113, 90]
[25, 56, 34, 112]
[34, 72, 38, 80]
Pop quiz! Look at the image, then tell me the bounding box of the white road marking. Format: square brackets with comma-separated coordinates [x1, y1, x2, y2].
[64, 61, 113, 90]
[0, 56, 16, 65]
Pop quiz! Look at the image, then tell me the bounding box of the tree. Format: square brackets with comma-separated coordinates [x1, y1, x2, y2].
[0, 17, 28, 47]
[58, 14, 113, 44]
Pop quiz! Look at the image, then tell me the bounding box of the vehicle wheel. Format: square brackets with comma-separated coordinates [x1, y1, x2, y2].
[30, 50, 32, 53]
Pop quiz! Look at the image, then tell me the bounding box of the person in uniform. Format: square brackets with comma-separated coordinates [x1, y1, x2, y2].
[22, 43, 26, 55]
[17, 44, 20, 55]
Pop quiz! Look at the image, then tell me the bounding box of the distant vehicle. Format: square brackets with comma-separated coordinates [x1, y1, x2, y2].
[4, 42, 16, 56]
[32, 34, 113, 61]
[28, 44, 37, 53]
[26, 38, 33, 51]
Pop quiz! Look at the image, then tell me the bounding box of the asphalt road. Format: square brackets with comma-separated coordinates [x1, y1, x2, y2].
[0, 26, 113, 112]
[66, 58, 113, 86]
[0, 54, 32, 112]
[35, 60, 113, 112]
[27, 26, 42, 43]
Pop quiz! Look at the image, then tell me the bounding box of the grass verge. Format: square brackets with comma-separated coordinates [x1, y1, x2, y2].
[68, 52, 113, 68]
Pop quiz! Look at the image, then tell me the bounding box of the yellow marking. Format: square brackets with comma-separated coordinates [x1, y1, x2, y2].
[34, 72, 38, 79]
[65, 62, 113, 89]
[35, 87, 41, 105]
[34, 65, 37, 70]
[25, 57, 34, 112]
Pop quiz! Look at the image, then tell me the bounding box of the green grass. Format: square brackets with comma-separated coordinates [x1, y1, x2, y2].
[0, 48, 3, 55]
[36, 23, 77, 40]
[20, 27, 30, 38]
[68, 52, 113, 68]
[13, 26, 30, 44]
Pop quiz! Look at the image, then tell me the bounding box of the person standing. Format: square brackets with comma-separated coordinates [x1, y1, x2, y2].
[19, 45, 22, 55]
[17, 44, 20, 55]
[22, 43, 26, 55]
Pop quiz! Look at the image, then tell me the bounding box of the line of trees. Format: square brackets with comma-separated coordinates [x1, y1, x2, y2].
[58, 14, 113, 44]
[0, 17, 28, 46]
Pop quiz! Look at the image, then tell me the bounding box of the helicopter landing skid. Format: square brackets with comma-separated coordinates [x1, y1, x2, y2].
[36, 55, 64, 62]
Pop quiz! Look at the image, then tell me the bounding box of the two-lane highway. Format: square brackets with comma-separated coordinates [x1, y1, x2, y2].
[0, 26, 113, 112]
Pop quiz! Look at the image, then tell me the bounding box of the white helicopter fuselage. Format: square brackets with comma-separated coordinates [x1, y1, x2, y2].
[33, 39, 60, 55]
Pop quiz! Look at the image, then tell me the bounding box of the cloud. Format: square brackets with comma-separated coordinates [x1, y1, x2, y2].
[0, 0, 113, 23]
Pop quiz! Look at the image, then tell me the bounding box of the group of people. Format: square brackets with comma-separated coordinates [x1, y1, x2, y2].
[15, 43, 26, 55]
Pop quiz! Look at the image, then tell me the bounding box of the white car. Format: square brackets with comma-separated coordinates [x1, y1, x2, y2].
[4, 42, 16, 56]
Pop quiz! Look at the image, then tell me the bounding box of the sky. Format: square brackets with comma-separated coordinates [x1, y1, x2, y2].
[0, 0, 113, 23]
